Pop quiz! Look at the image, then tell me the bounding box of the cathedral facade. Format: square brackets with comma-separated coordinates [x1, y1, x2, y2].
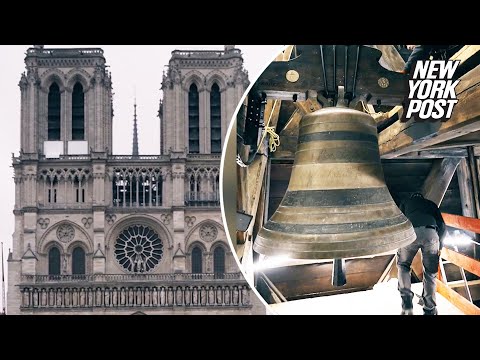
[7, 45, 260, 314]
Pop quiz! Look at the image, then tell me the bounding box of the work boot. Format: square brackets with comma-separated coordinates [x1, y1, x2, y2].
[423, 308, 438, 315]
[401, 296, 413, 315]
[401, 308, 414, 315]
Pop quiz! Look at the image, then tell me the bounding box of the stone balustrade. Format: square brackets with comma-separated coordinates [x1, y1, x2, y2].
[19, 273, 251, 310]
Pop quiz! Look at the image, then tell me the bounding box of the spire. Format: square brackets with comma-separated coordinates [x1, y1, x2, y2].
[132, 99, 139, 157]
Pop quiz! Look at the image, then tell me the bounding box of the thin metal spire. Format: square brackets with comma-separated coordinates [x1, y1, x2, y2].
[132, 98, 139, 157]
[1, 242, 5, 315]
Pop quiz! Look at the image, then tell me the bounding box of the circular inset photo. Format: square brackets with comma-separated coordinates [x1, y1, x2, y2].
[222, 45, 472, 315]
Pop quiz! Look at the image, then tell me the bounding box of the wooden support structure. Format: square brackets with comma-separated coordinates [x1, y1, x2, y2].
[441, 213, 480, 234]
[441, 247, 480, 277]
[450, 45, 480, 65]
[236, 46, 294, 273]
[435, 279, 480, 315]
[467, 146, 480, 217]
[456, 158, 478, 219]
[379, 65, 480, 159]
[426, 130, 480, 150]
[421, 158, 462, 206]
[399, 149, 467, 159]
[376, 255, 396, 284]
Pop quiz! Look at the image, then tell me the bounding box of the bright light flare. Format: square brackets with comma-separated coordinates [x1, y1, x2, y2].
[443, 229, 474, 247]
[253, 255, 291, 272]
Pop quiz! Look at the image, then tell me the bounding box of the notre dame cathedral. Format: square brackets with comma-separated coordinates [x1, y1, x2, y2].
[7, 45, 262, 314]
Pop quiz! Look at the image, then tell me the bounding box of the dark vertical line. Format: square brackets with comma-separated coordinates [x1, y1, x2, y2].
[319, 45, 328, 95]
[345, 46, 349, 94]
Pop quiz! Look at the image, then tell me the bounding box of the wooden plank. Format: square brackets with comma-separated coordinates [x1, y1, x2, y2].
[450, 45, 480, 65]
[276, 45, 294, 62]
[435, 279, 480, 315]
[447, 279, 480, 288]
[441, 213, 480, 233]
[399, 149, 468, 159]
[376, 255, 396, 283]
[279, 109, 302, 136]
[294, 97, 322, 115]
[427, 130, 480, 150]
[441, 247, 480, 277]
[456, 158, 478, 219]
[475, 146, 480, 157]
[263, 255, 393, 299]
[468, 146, 480, 217]
[421, 158, 461, 206]
[379, 67, 480, 159]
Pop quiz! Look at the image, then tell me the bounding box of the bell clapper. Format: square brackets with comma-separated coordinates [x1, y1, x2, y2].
[332, 258, 347, 287]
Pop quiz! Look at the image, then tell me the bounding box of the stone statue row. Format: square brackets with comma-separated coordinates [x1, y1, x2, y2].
[20, 285, 251, 309]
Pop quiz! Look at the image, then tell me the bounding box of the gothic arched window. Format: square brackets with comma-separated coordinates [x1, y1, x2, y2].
[48, 83, 61, 141]
[72, 82, 85, 140]
[48, 246, 61, 276]
[191, 246, 203, 274]
[210, 83, 221, 153]
[72, 247, 86, 275]
[188, 84, 200, 154]
[213, 246, 225, 276]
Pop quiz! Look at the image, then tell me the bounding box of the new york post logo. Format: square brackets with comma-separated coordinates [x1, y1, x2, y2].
[402, 60, 460, 122]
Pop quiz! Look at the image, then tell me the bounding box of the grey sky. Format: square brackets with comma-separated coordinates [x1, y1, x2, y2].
[0, 44, 284, 311]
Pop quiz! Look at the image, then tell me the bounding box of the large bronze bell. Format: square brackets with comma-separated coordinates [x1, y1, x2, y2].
[254, 107, 416, 259]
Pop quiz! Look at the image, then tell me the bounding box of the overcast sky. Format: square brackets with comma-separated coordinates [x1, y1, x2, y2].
[0, 44, 284, 311]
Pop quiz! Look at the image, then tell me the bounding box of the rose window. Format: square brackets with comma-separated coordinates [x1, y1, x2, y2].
[114, 225, 164, 273]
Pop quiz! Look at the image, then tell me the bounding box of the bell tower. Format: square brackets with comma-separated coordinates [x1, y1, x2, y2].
[19, 46, 113, 157]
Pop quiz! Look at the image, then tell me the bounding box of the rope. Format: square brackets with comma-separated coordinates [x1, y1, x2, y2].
[236, 100, 280, 166]
[265, 126, 280, 152]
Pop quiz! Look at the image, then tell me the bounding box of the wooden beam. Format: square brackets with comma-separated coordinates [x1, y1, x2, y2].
[399, 149, 468, 159]
[376, 255, 396, 283]
[280, 109, 302, 136]
[468, 146, 480, 216]
[421, 158, 462, 206]
[238, 49, 293, 269]
[435, 279, 480, 315]
[447, 279, 480, 288]
[450, 45, 480, 65]
[441, 247, 480, 277]
[294, 96, 322, 115]
[475, 146, 480, 157]
[456, 158, 478, 219]
[426, 130, 480, 150]
[379, 65, 480, 159]
[441, 213, 480, 233]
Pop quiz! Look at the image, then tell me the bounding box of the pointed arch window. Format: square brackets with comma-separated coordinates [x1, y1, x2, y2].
[191, 246, 203, 274]
[213, 246, 225, 278]
[48, 246, 61, 276]
[188, 84, 200, 154]
[72, 82, 85, 140]
[48, 83, 61, 140]
[210, 83, 221, 153]
[72, 247, 86, 275]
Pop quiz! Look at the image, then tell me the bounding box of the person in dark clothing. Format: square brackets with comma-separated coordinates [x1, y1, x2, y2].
[403, 45, 432, 74]
[402, 45, 462, 74]
[397, 192, 446, 315]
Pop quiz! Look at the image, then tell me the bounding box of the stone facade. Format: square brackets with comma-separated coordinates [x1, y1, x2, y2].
[8, 45, 262, 315]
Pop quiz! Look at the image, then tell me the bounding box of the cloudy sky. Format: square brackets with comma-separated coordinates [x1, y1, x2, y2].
[0, 44, 284, 311]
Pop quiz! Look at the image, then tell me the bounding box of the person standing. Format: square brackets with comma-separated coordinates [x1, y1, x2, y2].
[397, 193, 446, 315]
